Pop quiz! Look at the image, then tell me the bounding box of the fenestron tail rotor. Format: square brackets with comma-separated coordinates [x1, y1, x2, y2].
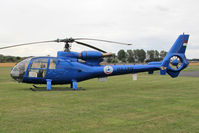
[0, 37, 132, 53]
[169, 55, 182, 70]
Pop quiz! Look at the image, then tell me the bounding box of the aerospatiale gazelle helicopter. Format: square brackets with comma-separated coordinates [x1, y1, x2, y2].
[0, 34, 189, 90]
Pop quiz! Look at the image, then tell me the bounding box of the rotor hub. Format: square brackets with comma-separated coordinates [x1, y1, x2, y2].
[171, 59, 179, 66]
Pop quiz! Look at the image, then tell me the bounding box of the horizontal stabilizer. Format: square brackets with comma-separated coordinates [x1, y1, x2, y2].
[148, 61, 162, 66]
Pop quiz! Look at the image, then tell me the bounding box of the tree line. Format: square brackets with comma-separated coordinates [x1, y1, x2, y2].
[0, 50, 168, 63]
[107, 49, 168, 63]
[0, 54, 25, 63]
[0, 51, 198, 63]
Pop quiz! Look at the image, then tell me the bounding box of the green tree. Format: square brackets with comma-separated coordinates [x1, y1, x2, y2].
[106, 57, 112, 63]
[133, 49, 146, 63]
[147, 50, 155, 61]
[154, 50, 159, 59]
[111, 54, 118, 63]
[138, 49, 146, 62]
[0, 55, 23, 63]
[160, 50, 168, 60]
[106, 54, 118, 64]
[127, 50, 135, 63]
[117, 49, 127, 62]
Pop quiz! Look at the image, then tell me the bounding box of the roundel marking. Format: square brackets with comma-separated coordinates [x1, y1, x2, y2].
[104, 66, 113, 75]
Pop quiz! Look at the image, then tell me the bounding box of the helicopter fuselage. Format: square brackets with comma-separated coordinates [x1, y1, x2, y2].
[11, 51, 160, 85]
[23, 61, 160, 84]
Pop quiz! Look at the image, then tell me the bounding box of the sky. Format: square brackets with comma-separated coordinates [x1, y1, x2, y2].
[0, 0, 198, 59]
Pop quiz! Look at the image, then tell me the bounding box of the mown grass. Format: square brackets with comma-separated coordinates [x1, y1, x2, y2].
[184, 65, 199, 71]
[0, 67, 199, 133]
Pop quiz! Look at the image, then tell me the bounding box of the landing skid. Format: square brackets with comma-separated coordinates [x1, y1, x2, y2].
[30, 85, 85, 91]
[33, 85, 41, 88]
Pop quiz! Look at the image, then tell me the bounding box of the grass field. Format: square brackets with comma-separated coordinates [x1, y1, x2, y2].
[0, 67, 199, 133]
[184, 65, 199, 71]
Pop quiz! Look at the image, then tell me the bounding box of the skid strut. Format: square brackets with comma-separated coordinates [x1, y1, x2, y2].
[46, 79, 52, 90]
[71, 80, 78, 90]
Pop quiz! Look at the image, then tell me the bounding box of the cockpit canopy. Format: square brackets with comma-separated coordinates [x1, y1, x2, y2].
[10, 58, 31, 82]
[10, 57, 57, 82]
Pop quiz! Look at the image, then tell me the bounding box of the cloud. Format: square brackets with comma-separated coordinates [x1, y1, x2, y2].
[0, 0, 198, 58]
[156, 5, 170, 12]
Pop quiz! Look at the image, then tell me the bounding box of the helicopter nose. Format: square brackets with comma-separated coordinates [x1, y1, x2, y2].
[10, 58, 31, 82]
[10, 68, 22, 82]
[10, 65, 26, 82]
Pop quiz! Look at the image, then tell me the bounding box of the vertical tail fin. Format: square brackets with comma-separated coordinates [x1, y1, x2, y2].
[160, 34, 189, 77]
[168, 34, 189, 54]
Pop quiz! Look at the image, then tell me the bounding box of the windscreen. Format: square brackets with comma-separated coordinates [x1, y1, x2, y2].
[10, 58, 31, 81]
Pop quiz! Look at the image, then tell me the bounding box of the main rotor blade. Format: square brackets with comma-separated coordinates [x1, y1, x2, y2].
[74, 38, 132, 45]
[74, 41, 107, 53]
[0, 40, 57, 50]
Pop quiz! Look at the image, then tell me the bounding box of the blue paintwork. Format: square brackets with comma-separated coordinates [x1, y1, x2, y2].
[10, 34, 190, 89]
[46, 79, 52, 90]
[72, 80, 78, 90]
[172, 59, 179, 66]
[160, 34, 189, 77]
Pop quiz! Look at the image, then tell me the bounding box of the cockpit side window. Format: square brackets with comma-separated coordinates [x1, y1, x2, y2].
[30, 58, 48, 69]
[49, 58, 56, 69]
[28, 58, 49, 78]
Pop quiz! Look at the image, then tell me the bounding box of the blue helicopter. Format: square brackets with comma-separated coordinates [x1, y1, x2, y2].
[0, 34, 189, 90]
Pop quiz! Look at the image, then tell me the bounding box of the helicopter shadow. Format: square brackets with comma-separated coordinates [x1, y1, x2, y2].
[27, 85, 86, 91]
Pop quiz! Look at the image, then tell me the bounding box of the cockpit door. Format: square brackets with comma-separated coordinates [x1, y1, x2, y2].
[27, 58, 49, 78]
